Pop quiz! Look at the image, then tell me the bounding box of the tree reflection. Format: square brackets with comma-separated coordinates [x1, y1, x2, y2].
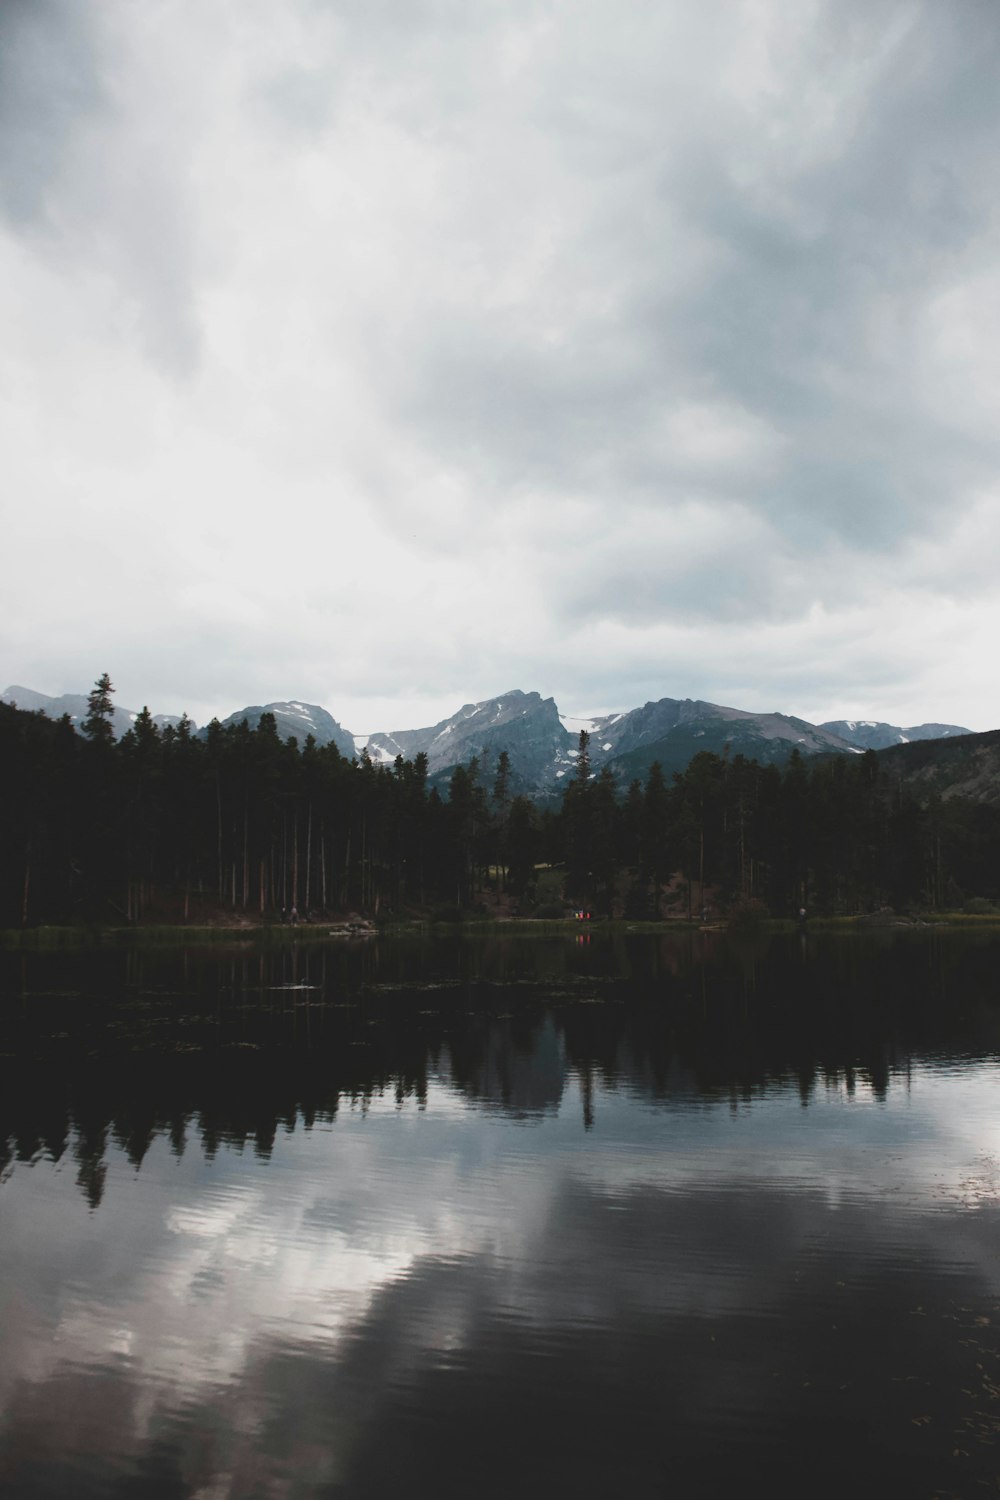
[1, 930, 999, 1208]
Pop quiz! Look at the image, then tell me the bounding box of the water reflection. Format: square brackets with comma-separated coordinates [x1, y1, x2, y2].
[1, 931, 1000, 1497]
[3, 929, 1000, 1204]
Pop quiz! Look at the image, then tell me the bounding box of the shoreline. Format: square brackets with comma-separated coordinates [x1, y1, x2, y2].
[4, 912, 1000, 949]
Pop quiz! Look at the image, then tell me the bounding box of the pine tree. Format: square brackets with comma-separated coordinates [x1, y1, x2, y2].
[83, 673, 116, 745]
[490, 750, 513, 897]
[132, 706, 159, 752]
[492, 750, 511, 810]
[575, 730, 591, 784]
[563, 731, 595, 900]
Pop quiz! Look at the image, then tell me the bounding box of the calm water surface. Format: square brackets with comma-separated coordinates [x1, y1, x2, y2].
[1, 928, 999, 1498]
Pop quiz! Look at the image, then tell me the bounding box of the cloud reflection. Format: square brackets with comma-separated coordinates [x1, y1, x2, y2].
[3, 1097, 1000, 1497]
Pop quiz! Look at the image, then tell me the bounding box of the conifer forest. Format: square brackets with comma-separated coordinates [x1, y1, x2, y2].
[2, 678, 998, 929]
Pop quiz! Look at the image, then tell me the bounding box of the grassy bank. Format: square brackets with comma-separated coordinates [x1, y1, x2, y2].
[4, 911, 1000, 949]
[0, 922, 354, 950]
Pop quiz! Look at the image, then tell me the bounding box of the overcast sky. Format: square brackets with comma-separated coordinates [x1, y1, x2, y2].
[3, 0, 999, 735]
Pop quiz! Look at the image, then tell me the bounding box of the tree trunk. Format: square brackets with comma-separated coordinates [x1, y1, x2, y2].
[242, 789, 249, 910]
[305, 803, 312, 911]
[216, 772, 224, 898]
[292, 814, 299, 909]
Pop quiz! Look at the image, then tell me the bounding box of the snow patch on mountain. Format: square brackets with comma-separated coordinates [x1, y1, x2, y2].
[367, 743, 397, 765]
[560, 715, 602, 736]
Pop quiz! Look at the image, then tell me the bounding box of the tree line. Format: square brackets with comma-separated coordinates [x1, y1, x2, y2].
[1, 675, 997, 927]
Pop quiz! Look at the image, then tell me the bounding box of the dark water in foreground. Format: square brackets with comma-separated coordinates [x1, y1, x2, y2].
[1, 928, 999, 1498]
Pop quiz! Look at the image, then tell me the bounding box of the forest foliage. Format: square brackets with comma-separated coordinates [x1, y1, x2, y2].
[1, 680, 998, 928]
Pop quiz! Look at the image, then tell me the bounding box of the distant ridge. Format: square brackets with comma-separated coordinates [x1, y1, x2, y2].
[821, 718, 971, 751]
[874, 728, 1000, 807]
[1, 685, 187, 739]
[205, 701, 354, 759]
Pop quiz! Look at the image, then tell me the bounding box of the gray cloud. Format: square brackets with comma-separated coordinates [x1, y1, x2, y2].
[0, 0, 102, 225]
[0, 1, 201, 373]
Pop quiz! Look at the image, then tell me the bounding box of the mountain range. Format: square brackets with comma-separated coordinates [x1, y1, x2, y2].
[3, 682, 975, 796]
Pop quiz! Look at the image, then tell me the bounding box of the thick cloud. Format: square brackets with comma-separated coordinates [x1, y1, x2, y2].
[2, 0, 999, 732]
[0, 0, 102, 225]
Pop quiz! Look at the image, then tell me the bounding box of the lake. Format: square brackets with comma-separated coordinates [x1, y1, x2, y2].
[1, 927, 999, 1498]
